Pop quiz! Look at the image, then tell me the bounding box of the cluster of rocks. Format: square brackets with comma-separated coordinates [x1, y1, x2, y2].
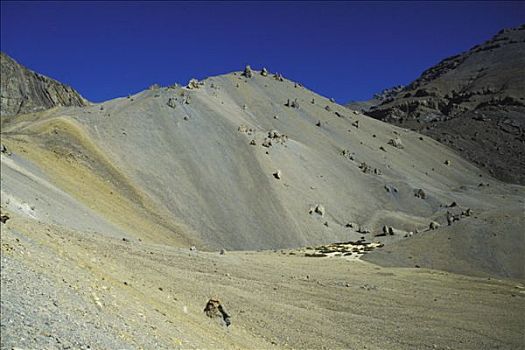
[261, 129, 288, 148]
[284, 98, 299, 109]
[308, 204, 325, 217]
[340, 149, 355, 161]
[414, 188, 426, 199]
[186, 79, 203, 89]
[377, 225, 396, 237]
[273, 73, 284, 82]
[237, 124, 255, 136]
[359, 162, 382, 175]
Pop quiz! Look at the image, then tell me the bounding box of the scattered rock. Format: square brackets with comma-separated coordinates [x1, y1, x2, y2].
[311, 98, 315, 104]
[357, 226, 371, 234]
[329, 98, 336, 103]
[446, 211, 454, 225]
[242, 65, 253, 78]
[429, 221, 440, 230]
[1, 144, 9, 155]
[444, 160, 451, 166]
[190, 246, 197, 251]
[149, 83, 160, 90]
[273, 170, 282, 179]
[359, 162, 382, 175]
[262, 139, 272, 148]
[268, 130, 281, 139]
[187, 78, 201, 89]
[273, 73, 284, 81]
[285, 98, 299, 108]
[384, 185, 398, 194]
[166, 98, 177, 108]
[249, 139, 256, 146]
[462, 208, 472, 217]
[204, 298, 231, 327]
[309, 204, 325, 217]
[414, 188, 426, 199]
[261, 67, 268, 76]
[0, 213, 9, 224]
[388, 137, 404, 149]
[352, 120, 359, 128]
[219, 249, 226, 255]
[325, 105, 331, 111]
[316, 120, 322, 127]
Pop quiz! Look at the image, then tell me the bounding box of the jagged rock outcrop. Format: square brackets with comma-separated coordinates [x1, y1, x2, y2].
[346, 25, 525, 184]
[1, 52, 87, 117]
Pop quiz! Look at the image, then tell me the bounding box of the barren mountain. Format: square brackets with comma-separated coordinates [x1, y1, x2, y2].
[1, 63, 524, 349]
[349, 25, 525, 184]
[0, 52, 87, 117]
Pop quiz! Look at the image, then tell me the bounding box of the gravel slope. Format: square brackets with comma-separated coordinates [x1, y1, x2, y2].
[2, 216, 524, 349]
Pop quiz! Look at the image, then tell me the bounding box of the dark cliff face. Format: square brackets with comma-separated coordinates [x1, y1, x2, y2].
[1, 52, 88, 117]
[352, 25, 525, 185]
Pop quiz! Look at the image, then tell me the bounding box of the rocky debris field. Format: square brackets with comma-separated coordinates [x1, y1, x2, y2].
[1, 59, 525, 348]
[1, 215, 524, 349]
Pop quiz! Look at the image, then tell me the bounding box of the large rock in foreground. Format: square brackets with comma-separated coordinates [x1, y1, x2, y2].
[1, 52, 88, 117]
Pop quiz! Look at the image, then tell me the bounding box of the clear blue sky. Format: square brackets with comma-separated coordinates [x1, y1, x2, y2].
[1, 1, 524, 103]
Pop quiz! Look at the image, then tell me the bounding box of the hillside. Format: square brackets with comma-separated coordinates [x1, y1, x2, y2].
[0, 52, 87, 117]
[1, 64, 524, 348]
[349, 25, 525, 184]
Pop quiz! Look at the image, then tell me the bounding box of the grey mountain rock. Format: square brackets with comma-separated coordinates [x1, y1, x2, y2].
[1, 52, 87, 117]
[346, 25, 525, 184]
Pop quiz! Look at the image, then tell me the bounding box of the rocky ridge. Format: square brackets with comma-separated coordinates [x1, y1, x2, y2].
[347, 25, 525, 184]
[1, 52, 88, 118]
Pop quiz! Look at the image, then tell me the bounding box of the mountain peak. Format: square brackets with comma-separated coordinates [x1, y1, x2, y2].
[0, 52, 88, 117]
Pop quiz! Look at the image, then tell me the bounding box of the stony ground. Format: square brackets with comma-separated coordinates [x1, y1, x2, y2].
[1, 64, 524, 349]
[2, 215, 524, 350]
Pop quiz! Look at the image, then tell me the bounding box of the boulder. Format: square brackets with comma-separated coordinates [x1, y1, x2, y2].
[187, 78, 200, 89]
[414, 188, 426, 199]
[204, 298, 231, 327]
[429, 221, 440, 230]
[242, 65, 253, 78]
[388, 137, 404, 149]
[167, 98, 177, 109]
